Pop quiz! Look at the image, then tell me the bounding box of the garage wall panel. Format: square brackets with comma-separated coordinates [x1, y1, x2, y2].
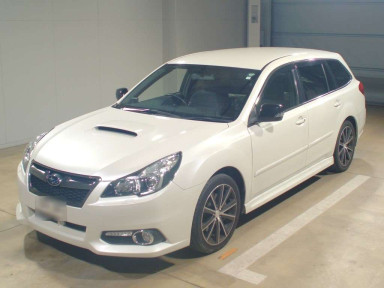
[0, 21, 57, 145]
[0, 43, 5, 145]
[54, 21, 101, 124]
[98, 0, 163, 107]
[173, 0, 245, 21]
[0, 0, 164, 148]
[0, 0, 246, 148]
[175, 19, 245, 57]
[273, 1, 384, 35]
[163, 0, 247, 61]
[272, 0, 384, 104]
[273, 35, 384, 74]
[98, 0, 162, 21]
[0, 0, 52, 21]
[52, 0, 98, 21]
[272, 1, 384, 77]
[98, 20, 163, 107]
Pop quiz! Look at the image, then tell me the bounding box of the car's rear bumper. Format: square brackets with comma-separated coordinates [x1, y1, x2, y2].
[357, 107, 366, 139]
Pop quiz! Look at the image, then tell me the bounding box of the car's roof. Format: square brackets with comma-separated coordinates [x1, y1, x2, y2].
[167, 47, 340, 70]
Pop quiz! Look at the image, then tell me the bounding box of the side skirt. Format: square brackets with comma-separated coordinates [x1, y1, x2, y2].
[244, 157, 334, 214]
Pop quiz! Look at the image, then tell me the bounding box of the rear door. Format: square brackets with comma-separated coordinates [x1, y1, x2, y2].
[295, 60, 340, 166]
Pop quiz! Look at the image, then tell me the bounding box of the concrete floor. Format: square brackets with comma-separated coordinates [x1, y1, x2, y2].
[0, 105, 383, 288]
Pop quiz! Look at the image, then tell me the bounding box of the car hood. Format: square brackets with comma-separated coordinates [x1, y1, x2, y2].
[34, 107, 228, 180]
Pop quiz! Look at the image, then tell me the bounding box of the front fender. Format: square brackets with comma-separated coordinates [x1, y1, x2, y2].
[173, 125, 253, 202]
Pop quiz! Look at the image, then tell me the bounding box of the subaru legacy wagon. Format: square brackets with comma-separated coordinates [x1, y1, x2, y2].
[16, 48, 366, 257]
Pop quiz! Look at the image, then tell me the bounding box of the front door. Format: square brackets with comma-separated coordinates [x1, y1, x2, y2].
[248, 64, 308, 197]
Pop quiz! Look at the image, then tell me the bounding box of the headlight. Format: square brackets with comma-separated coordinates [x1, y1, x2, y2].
[101, 152, 182, 197]
[22, 132, 49, 172]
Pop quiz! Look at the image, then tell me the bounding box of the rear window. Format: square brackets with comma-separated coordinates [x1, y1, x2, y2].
[326, 60, 351, 88]
[297, 61, 329, 100]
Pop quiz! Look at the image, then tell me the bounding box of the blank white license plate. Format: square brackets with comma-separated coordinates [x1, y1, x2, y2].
[35, 197, 67, 222]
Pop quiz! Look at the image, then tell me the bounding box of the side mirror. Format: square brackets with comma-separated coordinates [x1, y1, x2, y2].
[258, 103, 284, 122]
[116, 88, 128, 100]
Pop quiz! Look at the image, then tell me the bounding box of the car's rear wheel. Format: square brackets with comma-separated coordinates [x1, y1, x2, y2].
[190, 174, 240, 254]
[36, 231, 49, 242]
[329, 120, 356, 173]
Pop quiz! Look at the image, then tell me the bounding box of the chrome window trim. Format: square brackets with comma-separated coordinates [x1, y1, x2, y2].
[325, 59, 353, 88]
[248, 58, 353, 126]
[295, 59, 353, 105]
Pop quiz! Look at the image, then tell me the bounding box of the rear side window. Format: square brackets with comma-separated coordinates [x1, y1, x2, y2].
[297, 61, 329, 100]
[327, 60, 351, 88]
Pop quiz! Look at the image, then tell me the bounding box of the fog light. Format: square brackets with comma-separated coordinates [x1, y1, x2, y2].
[132, 230, 155, 245]
[101, 229, 165, 245]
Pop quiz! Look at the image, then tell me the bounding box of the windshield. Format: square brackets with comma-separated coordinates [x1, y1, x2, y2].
[114, 64, 260, 123]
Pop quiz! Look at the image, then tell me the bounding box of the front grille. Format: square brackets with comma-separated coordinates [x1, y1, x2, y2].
[29, 162, 100, 208]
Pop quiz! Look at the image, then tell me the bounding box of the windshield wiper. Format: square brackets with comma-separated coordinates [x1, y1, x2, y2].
[133, 108, 181, 118]
[117, 106, 180, 118]
[184, 116, 229, 123]
[117, 106, 227, 122]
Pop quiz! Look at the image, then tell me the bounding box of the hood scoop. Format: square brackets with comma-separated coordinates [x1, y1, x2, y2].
[96, 126, 137, 137]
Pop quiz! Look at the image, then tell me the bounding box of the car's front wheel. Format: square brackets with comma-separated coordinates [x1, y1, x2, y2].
[190, 174, 241, 254]
[330, 120, 357, 173]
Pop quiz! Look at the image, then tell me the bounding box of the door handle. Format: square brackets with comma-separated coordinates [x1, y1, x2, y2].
[334, 100, 341, 108]
[296, 116, 306, 125]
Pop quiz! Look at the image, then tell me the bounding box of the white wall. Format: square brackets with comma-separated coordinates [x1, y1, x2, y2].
[0, 0, 163, 148]
[0, 0, 246, 148]
[163, 0, 246, 61]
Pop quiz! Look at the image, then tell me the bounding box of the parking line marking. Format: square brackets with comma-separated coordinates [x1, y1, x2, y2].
[219, 175, 370, 285]
[219, 248, 238, 260]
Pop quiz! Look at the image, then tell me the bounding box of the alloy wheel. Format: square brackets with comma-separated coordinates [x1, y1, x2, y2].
[201, 184, 238, 245]
[338, 125, 355, 167]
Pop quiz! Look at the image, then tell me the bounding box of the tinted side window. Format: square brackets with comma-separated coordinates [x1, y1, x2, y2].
[259, 65, 298, 112]
[297, 61, 329, 100]
[327, 60, 351, 88]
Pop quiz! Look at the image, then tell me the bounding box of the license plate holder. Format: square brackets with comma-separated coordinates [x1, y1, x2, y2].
[35, 196, 67, 223]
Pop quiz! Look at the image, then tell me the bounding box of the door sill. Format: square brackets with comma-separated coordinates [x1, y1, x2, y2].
[244, 157, 334, 214]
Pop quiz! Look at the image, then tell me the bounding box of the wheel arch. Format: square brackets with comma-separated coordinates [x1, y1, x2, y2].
[345, 115, 358, 135]
[331, 114, 358, 157]
[213, 166, 246, 213]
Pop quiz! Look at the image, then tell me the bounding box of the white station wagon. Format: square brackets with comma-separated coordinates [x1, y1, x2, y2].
[17, 48, 366, 257]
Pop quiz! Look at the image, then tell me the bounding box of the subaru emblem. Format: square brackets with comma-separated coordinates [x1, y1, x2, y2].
[46, 172, 62, 187]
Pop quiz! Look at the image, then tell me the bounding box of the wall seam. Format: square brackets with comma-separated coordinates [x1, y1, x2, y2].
[0, 22, 8, 144]
[96, 0, 103, 107]
[273, 32, 384, 39]
[51, 0, 59, 127]
[274, 1, 384, 5]
[351, 66, 384, 72]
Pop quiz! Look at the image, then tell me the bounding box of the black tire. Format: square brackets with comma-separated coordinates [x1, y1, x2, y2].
[36, 231, 49, 242]
[329, 120, 356, 173]
[190, 174, 241, 254]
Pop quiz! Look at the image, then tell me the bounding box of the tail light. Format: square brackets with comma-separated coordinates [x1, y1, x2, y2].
[359, 81, 366, 107]
[358, 81, 365, 96]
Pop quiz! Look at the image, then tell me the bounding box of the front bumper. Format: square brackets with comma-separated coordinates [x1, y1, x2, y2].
[16, 163, 203, 257]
